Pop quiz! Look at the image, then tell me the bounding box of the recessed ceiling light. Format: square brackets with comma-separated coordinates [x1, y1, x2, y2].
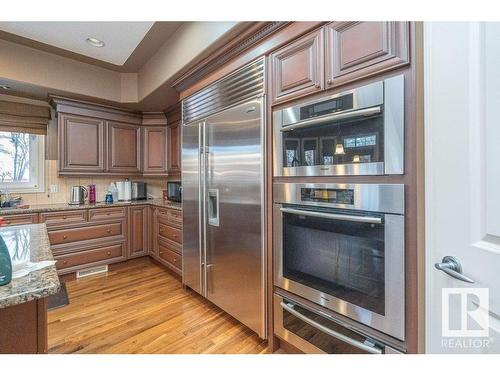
[0, 84, 10, 90]
[85, 37, 105, 48]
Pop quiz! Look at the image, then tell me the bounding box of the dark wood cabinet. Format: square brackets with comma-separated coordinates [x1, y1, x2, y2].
[7, 204, 181, 276]
[128, 206, 148, 258]
[1, 213, 38, 226]
[58, 114, 106, 173]
[142, 126, 168, 175]
[152, 207, 182, 275]
[270, 28, 324, 104]
[0, 299, 48, 354]
[167, 121, 181, 175]
[325, 21, 410, 87]
[268, 22, 410, 106]
[107, 122, 141, 173]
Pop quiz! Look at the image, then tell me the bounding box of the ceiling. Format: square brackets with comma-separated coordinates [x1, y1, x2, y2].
[0, 21, 248, 111]
[0, 21, 182, 68]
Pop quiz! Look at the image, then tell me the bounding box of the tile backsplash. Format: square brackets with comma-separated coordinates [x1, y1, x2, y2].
[17, 160, 167, 206]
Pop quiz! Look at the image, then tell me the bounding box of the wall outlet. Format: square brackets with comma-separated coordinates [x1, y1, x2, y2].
[49, 184, 59, 193]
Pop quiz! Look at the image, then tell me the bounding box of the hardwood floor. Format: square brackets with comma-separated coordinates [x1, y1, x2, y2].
[48, 257, 268, 354]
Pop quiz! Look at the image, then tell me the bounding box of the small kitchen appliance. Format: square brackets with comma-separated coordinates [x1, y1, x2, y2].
[69, 186, 88, 205]
[115, 180, 132, 201]
[131, 182, 147, 200]
[166, 181, 182, 202]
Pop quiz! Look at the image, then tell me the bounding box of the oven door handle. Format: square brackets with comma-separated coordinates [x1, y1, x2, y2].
[280, 207, 382, 224]
[280, 302, 383, 354]
[280, 106, 382, 132]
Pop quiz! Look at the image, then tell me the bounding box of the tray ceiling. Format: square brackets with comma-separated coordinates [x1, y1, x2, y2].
[0, 22, 155, 65]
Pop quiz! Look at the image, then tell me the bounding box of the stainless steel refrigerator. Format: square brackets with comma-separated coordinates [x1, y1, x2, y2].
[182, 93, 266, 339]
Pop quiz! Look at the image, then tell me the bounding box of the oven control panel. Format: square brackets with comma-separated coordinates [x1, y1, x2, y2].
[300, 188, 354, 205]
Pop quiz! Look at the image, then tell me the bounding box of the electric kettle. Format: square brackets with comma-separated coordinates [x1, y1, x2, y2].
[69, 186, 88, 205]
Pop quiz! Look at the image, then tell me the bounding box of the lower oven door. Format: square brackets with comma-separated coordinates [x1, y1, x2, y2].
[273, 203, 405, 340]
[274, 294, 393, 354]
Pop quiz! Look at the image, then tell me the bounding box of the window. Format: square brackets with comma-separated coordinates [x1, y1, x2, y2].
[0, 131, 45, 193]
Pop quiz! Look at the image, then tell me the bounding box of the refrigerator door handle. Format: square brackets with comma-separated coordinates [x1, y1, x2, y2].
[206, 264, 214, 295]
[201, 122, 208, 297]
[207, 189, 220, 227]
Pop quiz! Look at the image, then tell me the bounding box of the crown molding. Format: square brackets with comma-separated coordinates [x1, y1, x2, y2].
[172, 22, 290, 93]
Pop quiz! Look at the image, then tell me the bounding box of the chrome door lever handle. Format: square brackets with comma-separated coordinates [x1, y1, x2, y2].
[435, 256, 474, 283]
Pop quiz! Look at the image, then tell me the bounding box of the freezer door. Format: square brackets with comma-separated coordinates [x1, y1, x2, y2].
[205, 98, 266, 338]
[182, 121, 203, 294]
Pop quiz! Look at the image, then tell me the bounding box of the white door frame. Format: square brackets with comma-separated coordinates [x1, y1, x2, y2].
[424, 21, 500, 353]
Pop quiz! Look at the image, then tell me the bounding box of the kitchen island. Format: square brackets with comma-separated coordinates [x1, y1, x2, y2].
[0, 224, 60, 354]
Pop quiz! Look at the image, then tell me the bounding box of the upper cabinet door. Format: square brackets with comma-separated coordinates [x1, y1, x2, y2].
[107, 122, 141, 173]
[59, 113, 106, 173]
[270, 28, 324, 105]
[142, 126, 167, 175]
[325, 22, 410, 88]
[167, 121, 181, 175]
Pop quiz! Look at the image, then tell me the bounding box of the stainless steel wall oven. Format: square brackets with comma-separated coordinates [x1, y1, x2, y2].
[273, 75, 404, 176]
[273, 183, 405, 340]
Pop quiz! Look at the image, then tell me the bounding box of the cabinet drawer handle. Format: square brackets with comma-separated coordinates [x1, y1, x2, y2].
[314, 82, 320, 88]
[327, 79, 333, 85]
[159, 251, 163, 256]
[6, 221, 11, 224]
[173, 258, 177, 263]
[107, 251, 111, 256]
[106, 229, 111, 233]
[63, 235, 68, 240]
[62, 260, 68, 265]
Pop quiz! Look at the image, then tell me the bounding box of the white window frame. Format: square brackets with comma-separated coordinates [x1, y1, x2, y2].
[0, 133, 45, 193]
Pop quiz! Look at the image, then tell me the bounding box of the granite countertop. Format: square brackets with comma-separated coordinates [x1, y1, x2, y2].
[0, 224, 60, 309]
[0, 199, 182, 216]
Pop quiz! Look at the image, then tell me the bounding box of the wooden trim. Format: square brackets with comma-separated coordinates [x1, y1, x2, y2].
[179, 22, 326, 100]
[164, 102, 181, 124]
[172, 22, 290, 92]
[49, 95, 143, 125]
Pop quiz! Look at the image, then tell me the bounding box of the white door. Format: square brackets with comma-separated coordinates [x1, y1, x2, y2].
[425, 22, 500, 353]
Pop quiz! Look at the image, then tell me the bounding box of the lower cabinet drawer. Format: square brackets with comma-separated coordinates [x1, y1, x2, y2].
[158, 243, 182, 270]
[89, 207, 127, 222]
[40, 210, 87, 227]
[1, 213, 38, 226]
[167, 209, 182, 227]
[158, 222, 182, 244]
[49, 222, 123, 245]
[55, 243, 125, 270]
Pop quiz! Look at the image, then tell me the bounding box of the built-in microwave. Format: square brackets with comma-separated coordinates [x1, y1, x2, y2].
[273, 183, 405, 341]
[273, 75, 404, 176]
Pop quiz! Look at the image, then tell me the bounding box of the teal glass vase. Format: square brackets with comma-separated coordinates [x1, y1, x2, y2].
[0, 235, 12, 286]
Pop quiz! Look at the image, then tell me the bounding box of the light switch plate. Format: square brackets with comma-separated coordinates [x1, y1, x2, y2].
[49, 184, 58, 193]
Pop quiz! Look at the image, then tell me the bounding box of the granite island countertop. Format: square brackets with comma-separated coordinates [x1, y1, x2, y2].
[0, 224, 60, 309]
[0, 198, 182, 216]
